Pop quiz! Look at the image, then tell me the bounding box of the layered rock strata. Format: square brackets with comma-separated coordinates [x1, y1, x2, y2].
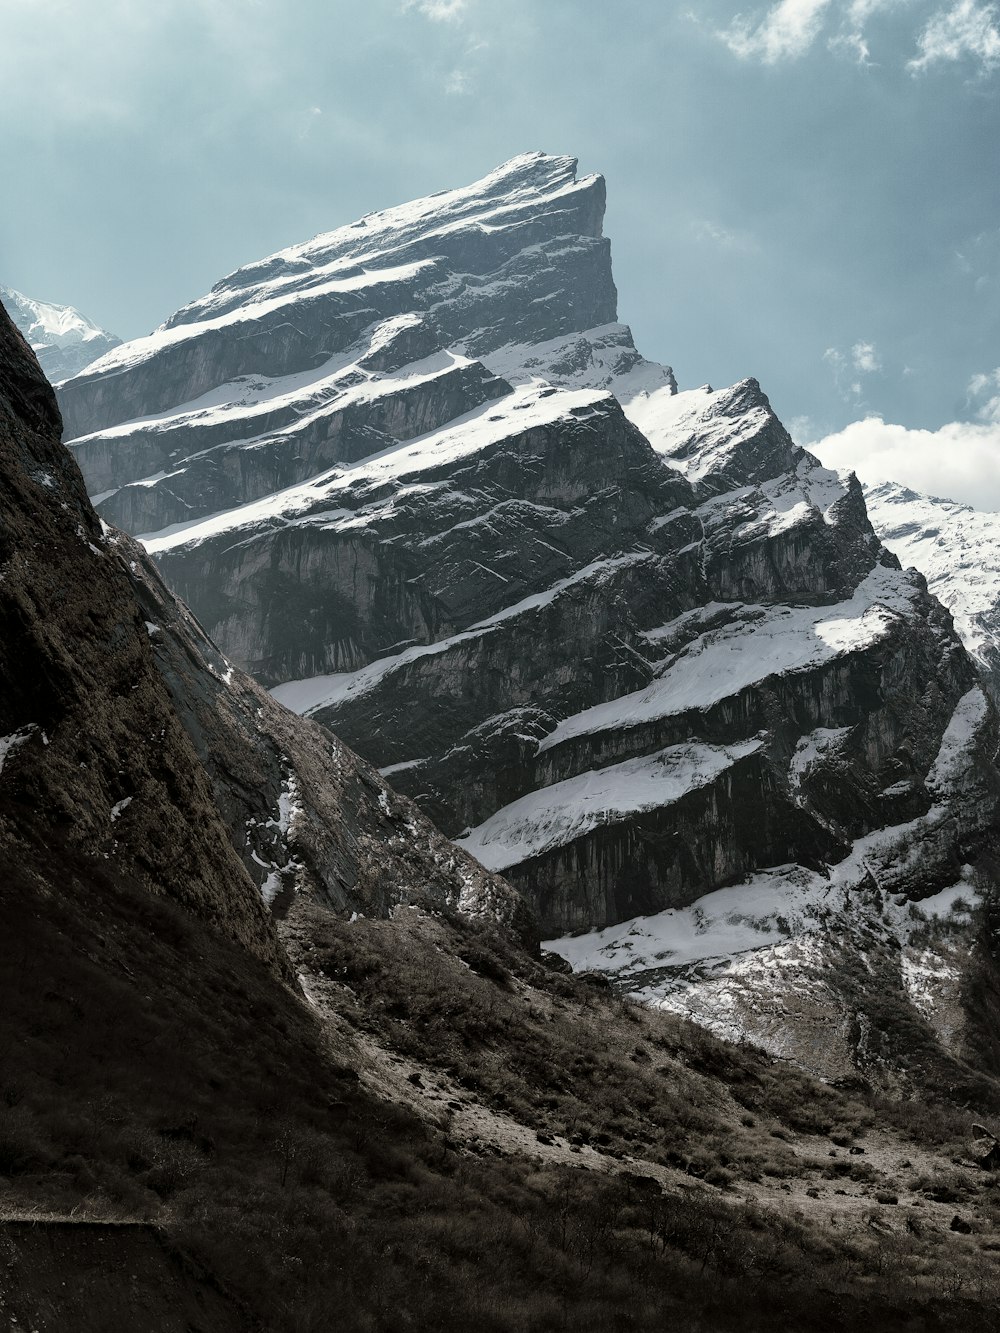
[56, 155, 999, 941]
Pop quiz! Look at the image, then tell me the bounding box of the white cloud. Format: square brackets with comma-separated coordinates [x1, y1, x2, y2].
[720, 0, 835, 61]
[851, 340, 881, 372]
[831, 0, 910, 60]
[824, 340, 881, 399]
[908, 0, 1000, 72]
[403, 0, 469, 20]
[810, 415, 1000, 508]
[714, 0, 1000, 71]
[969, 367, 1000, 421]
[829, 28, 873, 60]
[691, 219, 759, 252]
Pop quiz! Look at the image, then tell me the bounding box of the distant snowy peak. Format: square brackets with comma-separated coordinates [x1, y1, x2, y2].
[864, 479, 1000, 678]
[0, 286, 121, 384]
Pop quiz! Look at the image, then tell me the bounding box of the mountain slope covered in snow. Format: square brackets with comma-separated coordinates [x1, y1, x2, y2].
[865, 480, 1000, 693]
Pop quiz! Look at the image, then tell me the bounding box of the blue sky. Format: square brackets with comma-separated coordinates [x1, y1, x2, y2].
[3, 0, 1000, 501]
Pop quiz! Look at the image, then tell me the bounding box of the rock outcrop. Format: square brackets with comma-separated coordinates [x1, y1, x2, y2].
[118, 530, 529, 936]
[56, 154, 1000, 946]
[0, 297, 280, 967]
[0, 292, 524, 962]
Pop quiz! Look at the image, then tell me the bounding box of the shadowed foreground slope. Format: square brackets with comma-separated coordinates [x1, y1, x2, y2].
[7, 299, 1000, 1329]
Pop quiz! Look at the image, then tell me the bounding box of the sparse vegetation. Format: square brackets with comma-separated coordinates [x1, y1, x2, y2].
[7, 842, 1000, 1330]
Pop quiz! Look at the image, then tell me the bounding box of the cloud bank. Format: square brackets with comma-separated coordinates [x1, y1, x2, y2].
[909, 1, 1000, 72]
[809, 414, 1000, 509]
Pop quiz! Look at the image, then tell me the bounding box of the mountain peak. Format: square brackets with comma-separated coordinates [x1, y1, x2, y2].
[169, 151, 606, 332]
[58, 153, 621, 438]
[0, 285, 121, 384]
[56, 159, 999, 1073]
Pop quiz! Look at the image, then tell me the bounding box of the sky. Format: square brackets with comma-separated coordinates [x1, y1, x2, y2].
[2, 0, 1000, 504]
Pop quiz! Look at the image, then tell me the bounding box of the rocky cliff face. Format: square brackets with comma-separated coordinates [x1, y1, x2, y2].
[57, 154, 1000, 956]
[1, 286, 121, 383]
[118, 530, 528, 936]
[0, 298, 284, 966]
[0, 292, 523, 964]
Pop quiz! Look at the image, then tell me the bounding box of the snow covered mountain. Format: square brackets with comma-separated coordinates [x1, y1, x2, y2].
[57, 154, 1000, 1079]
[864, 480, 1000, 693]
[1, 285, 121, 383]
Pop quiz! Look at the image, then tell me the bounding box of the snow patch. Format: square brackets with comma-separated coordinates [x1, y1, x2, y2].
[0, 725, 37, 776]
[455, 738, 763, 872]
[540, 564, 918, 752]
[865, 481, 1000, 665]
[926, 687, 989, 796]
[790, 726, 853, 785]
[258, 768, 305, 905]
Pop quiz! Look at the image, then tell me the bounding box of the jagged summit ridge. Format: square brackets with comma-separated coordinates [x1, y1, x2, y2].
[59, 153, 630, 442]
[174, 152, 603, 326]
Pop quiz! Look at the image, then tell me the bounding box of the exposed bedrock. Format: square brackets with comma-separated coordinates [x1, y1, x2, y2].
[154, 397, 685, 682]
[58, 153, 1000, 939]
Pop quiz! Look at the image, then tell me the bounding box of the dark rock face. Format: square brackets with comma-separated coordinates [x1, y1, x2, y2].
[0, 301, 279, 967]
[152, 393, 684, 683]
[0, 296, 525, 967]
[58, 154, 1000, 939]
[118, 531, 529, 937]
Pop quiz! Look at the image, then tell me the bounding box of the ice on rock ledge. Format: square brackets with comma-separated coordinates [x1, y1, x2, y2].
[455, 738, 763, 872]
[539, 564, 921, 752]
